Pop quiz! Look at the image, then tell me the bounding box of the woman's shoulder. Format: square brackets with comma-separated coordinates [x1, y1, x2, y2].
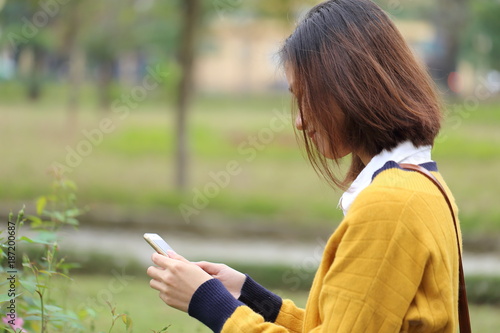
[346, 161, 453, 228]
[368, 160, 448, 199]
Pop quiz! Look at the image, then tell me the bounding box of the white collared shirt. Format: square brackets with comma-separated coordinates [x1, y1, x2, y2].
[339, 141, 433, 215]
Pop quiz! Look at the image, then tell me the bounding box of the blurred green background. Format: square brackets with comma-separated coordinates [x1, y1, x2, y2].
[1, 0, 500, 332]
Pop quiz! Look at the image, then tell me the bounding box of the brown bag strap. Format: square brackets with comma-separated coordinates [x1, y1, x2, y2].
[400, 163, 471, 333]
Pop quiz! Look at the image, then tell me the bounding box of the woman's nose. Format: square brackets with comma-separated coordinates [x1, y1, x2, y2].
[295, 114, 304, 131]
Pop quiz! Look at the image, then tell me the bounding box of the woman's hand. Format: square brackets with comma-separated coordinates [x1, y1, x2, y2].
[195, 261, 246, 299]
[147, 252, 213, 312]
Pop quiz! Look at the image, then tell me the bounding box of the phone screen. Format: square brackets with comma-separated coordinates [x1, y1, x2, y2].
[144, 233, 174, 256]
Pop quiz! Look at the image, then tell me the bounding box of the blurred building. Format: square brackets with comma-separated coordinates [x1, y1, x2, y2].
[195, 18, 289, 94]
[194, 18, 437, 94]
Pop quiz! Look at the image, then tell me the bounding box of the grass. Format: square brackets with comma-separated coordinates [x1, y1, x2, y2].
[4, 240, 500, 331]
[1, 86, 500, 236]
[45, 274, 212, 333]
[33, 274, 500, 332]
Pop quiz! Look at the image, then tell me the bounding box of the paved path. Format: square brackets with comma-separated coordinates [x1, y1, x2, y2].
[46, 226, 500, 276]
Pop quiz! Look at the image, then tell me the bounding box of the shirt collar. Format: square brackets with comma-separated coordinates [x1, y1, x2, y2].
[339, 141, 433, 215]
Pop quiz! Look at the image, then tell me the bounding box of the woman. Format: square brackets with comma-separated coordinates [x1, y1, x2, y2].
[147, 0, 461, 332]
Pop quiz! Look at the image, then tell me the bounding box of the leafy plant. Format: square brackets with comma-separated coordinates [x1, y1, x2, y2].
[0, 173, 134, 332]
[106, 301, 133, 333]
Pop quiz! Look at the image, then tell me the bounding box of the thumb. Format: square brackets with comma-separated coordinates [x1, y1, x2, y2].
[167, 250, 189, 263]
[195, 261, 224, 275]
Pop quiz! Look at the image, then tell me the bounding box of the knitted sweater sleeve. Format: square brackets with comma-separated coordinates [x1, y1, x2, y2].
[238, 275, 304, 328]
[188, 278, 304, 333]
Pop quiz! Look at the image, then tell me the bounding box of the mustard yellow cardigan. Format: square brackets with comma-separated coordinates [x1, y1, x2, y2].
[188, 162, 461, 332]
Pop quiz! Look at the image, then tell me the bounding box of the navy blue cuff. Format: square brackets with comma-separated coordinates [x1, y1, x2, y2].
[188, 279, 244, 333]
[238, 275, 282, 322]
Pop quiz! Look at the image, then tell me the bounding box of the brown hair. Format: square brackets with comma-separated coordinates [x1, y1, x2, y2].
[280, 0, 442, 189]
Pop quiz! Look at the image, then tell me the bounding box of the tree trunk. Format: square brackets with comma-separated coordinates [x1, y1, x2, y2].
[68, 48, 85, 114]
[67, 48, 85, 126]
[97, 58, 114, 111]
[428, 0, 469, 95]
[175, 0, 201, 192]
[65, 2, 83, 119]
[28, 44, 44, 101]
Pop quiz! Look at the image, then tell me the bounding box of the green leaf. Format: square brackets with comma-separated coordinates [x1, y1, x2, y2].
[20, 278, 38, 295]
[44, 304, 63, 313]
[66, 208, 81, 217]
[66, 217, 79, 226]
[52, 211, 65, 222]
[38, 270, 56, 276]
[19, 236, 35, 243]
[0, 293, 13, 302]
[27, 215, 43, 228]
[81, 307, 97, 319]
[36, 196, 47, 215]
[54, 270, 73, 280]
[19, 236, 54, 246]
[36, 230, 58, 243]
[122, 314, 133, 330]
[65, 179, 78, 190]
[58, 261, 81, 271]
[36, 283, 49, 291]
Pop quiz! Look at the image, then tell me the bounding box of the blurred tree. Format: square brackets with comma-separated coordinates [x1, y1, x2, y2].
[250, 0, 318, 24]
[375, 0, 434, 19]
[171, 0, 316, 191]
[46, 0, 90, 120]
[464, 0, 500, 71]
[427, 0, 470, 94]
[83, 0, 135, 111]
[55, 0, 87, 119]
[0, 0, 55, 100]
[175, 0, 202, 191]
[81, 0, 181, 110]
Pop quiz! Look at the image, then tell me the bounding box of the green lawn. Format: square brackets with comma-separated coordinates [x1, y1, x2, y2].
[19, 274, 500, 333]
[1, 90, 500, 235]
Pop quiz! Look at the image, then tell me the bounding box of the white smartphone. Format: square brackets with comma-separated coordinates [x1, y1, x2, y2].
[143, 233, 174, 257]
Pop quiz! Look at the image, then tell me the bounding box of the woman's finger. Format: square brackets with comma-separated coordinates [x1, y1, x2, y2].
[149, 278, 165, 292]
[194, 261, 224, 275]
[146, 265, 165, 281]
[146, 259, 214, 312]
[151, 252, 171, 268]
[167, 250, 190, 263]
